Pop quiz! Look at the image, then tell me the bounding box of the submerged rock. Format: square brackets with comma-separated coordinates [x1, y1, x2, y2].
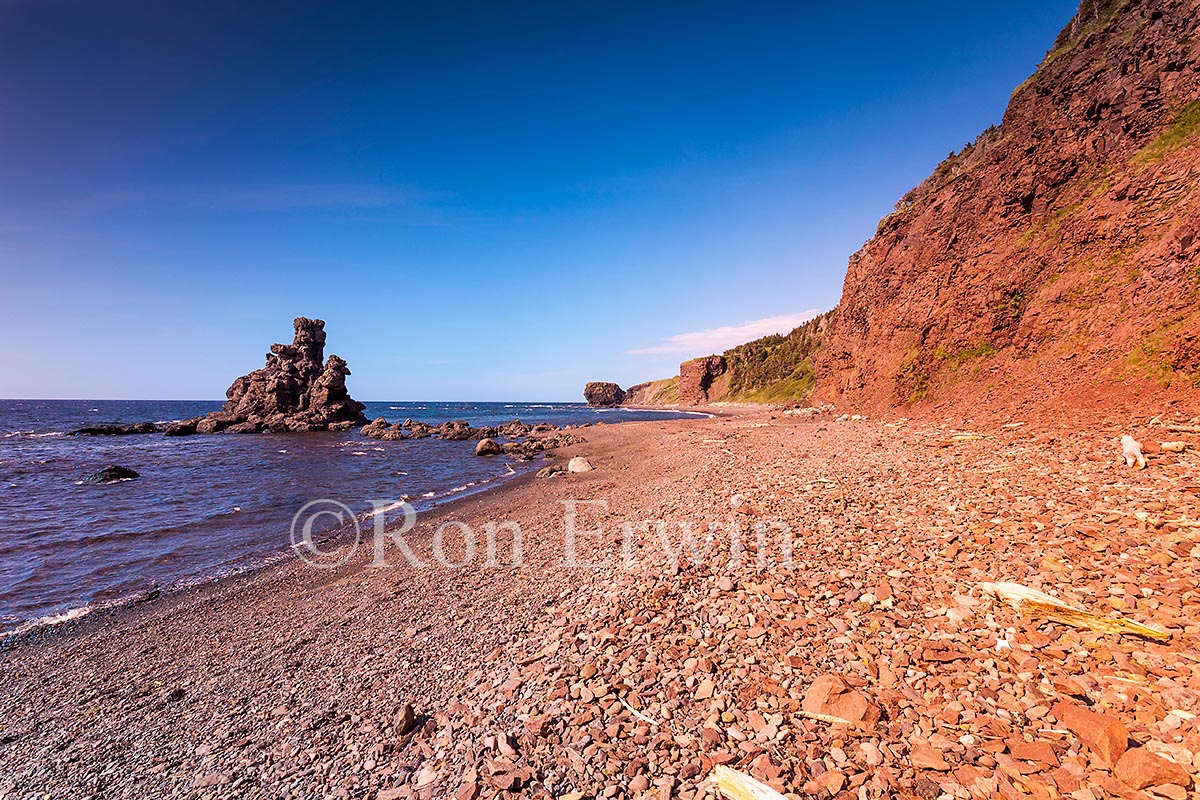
[364, 418, 585, 460]
[70, 422, 159, 436]
[87, 465, 140, 484]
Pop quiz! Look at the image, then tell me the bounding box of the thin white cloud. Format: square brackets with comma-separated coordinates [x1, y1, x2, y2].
[626, 311, 823, 356]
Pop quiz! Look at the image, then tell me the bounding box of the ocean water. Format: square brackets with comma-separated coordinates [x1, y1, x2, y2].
[0, 400, 697, 633]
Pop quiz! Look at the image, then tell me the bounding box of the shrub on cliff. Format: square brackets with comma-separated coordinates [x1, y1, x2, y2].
[724, 311, 833, 401]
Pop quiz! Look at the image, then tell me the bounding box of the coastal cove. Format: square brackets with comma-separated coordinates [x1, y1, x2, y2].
[3, 406, 1196, 798]
[5, 0, 1200, 797]
[0, 400, 701, 633]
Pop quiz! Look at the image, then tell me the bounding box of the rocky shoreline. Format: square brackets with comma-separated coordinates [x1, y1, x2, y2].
[3, 405, 1198, 798]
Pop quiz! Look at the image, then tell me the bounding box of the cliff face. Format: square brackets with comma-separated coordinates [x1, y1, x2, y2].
[622, 377, 680, 406]
[818, 0, 1200, 411]
[678, 356, 730, 406]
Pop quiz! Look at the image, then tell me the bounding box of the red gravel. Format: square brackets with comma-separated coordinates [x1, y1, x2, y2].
[1, 407, 1198, 799]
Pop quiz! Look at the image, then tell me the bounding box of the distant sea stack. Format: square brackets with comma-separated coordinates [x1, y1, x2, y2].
[582, 377, 681, 407]
[169, 318, 367, 435]
[583, 382, 626, 407]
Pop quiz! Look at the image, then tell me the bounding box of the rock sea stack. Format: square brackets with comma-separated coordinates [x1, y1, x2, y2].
[176, 318, 367, 435]
[583, 382, 626, 407]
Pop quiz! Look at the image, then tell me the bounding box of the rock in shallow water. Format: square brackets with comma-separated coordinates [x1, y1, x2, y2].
[69, 422, 159, 436]
[474, 438, 501, 456]
[87, 465, 140, 484]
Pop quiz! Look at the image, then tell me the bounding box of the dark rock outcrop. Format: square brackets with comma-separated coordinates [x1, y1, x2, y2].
[70, 423, 159, 436]
[584, 382, 626, 407]
[178, 318, 367, 435]
[164, 419, 199, 437]
[361, 417, 584, 460]
[87, 465, 140, 484]
[679, 356, 727, 406]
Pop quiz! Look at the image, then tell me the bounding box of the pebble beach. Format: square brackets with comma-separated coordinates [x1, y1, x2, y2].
[2, 405, 1198, 799]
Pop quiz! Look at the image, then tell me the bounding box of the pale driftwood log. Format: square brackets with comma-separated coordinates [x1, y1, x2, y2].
[709, 765, 787, 800]
[795, 709, 853, 725]
[617, 696, 660, 727]
[1165, 424, 1200, 434]
[982, 581, 1168, 641]
[1121, 435, 1147, 469]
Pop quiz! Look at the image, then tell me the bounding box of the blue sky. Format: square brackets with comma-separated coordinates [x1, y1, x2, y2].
[0, 0, 1079, 401]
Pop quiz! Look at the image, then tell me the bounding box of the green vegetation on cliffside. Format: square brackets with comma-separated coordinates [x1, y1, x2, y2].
[723, 311, 834, 402]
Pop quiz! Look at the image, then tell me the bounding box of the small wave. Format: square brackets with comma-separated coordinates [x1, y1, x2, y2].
[74, 476, 136, 486]
[2, 604, 94, 638]
[367, 499, 411, 517]
[349, 451, 369, 456]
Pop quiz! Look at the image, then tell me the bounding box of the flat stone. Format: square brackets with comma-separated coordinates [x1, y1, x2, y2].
[802, 674, 880, 726]
[909, 744, 952, 771]
[1114, 747, 1190, 790]
[1010, 740, 1060, 766]
[1052, 701, 1129, 768]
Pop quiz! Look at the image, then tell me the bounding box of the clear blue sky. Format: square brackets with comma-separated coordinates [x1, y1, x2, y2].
[0, 0, 1078, 401]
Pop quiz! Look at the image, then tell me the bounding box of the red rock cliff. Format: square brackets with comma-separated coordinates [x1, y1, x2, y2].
[679, 356, 729, 406]
[817, 0, 1200, 413]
